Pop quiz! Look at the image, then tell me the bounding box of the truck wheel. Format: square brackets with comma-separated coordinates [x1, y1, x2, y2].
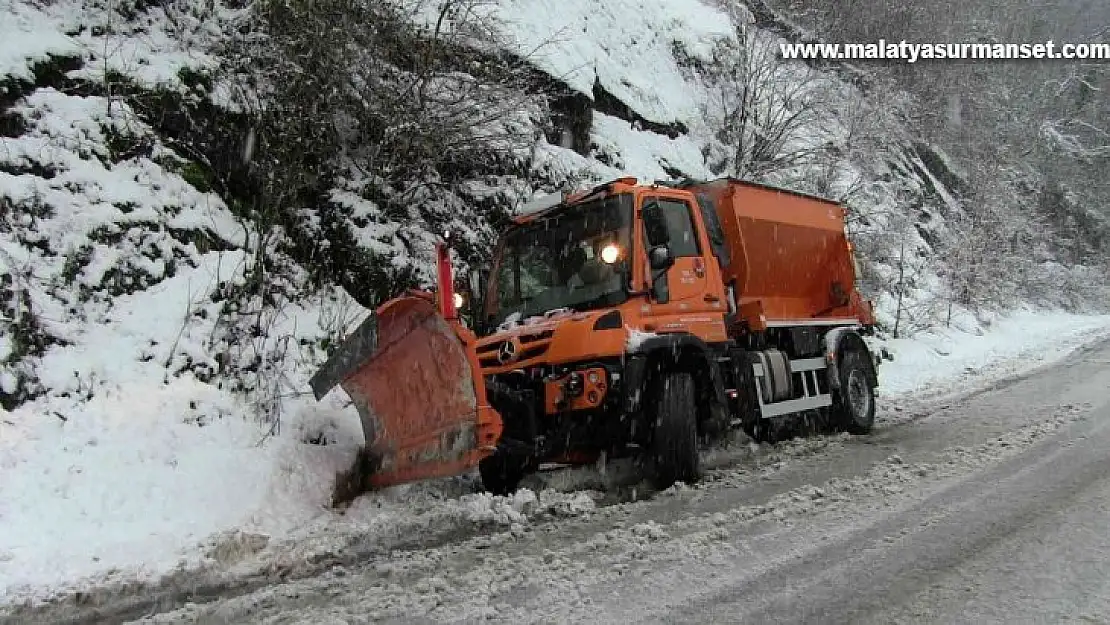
[648, 371, 700, 488]
[832, 348, 876, 434]
[479, 453, 531, 496]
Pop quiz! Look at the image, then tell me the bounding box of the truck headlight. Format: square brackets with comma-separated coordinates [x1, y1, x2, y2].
[599, 243, 621, 264]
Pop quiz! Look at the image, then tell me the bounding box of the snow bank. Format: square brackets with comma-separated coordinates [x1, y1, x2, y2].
[0, 0, 361, 601]
[873, 308, 1110, 399]
[0, 382, 364, 600]
[1, 380, 269, 590]
[0, 260, 366, 597]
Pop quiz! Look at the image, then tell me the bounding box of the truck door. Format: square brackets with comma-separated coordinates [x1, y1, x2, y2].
[642, 196, 709, 307]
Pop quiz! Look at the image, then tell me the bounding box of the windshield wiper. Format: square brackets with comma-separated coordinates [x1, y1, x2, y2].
[565, 290, 624, 315]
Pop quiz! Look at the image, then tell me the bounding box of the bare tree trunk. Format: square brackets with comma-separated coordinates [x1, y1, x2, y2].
[893, 237, 906, 339]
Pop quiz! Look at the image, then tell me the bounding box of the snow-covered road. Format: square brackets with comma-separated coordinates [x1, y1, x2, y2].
[11, 336, 1108, 624]
[680, 406, 1110, 625]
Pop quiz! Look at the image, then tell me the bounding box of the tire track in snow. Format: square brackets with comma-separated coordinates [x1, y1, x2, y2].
[133, 401, 1100, 624]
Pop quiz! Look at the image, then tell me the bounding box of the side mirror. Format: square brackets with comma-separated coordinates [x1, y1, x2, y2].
[648, 244, 673, 305]
[642, 201, 670, 247]
[648, 245, 674, 271]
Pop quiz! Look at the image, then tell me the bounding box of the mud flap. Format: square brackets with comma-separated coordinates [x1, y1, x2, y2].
[308, 295, 502, 488]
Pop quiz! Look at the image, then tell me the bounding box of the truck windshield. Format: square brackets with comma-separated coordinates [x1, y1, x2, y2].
[487, 193, 633, 327]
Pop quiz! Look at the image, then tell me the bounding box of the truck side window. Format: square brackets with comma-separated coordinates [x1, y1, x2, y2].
[695, 193, 731, 269]
[653, 199, 701, 258]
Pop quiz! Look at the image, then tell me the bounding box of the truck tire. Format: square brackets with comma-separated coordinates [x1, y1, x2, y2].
[478, 453, 531, 496]
[648, 371, 700, 488]
[832, 348, 876, 434]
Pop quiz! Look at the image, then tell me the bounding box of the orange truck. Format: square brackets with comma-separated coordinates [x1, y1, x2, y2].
[309, 177, 878, 493]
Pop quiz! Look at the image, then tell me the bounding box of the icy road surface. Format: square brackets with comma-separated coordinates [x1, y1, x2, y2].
[10, 338, 1110, 624]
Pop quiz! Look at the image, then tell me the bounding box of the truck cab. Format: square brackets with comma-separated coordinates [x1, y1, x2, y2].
[458, 179, 728, 488]
[474, 177, 730, 357]
[477, 176, 728, 337]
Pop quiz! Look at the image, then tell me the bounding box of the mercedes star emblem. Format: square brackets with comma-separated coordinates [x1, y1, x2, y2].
[497, 340, 517, 364]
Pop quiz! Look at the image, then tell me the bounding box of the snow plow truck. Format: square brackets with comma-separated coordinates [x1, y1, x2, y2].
[309, 177, 879, 494]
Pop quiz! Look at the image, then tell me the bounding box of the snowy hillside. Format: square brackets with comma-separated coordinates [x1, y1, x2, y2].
[2, 0, 1109, 606]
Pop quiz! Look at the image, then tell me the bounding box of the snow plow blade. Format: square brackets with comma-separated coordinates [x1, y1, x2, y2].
[308, 295, 502, 488]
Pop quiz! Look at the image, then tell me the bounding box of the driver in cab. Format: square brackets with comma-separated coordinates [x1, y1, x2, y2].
[526, 238, 624, 315]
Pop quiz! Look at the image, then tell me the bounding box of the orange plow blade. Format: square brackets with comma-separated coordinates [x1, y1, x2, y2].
[308, 295, 503, 488]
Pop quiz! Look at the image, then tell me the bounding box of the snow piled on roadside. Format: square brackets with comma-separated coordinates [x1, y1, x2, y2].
[873, 307, 1110, 399]
[0, 0, 355, 600]
[0, 344, 366, 601]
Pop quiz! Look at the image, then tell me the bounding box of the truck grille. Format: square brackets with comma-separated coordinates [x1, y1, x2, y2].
[476, 329, 555, 371]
